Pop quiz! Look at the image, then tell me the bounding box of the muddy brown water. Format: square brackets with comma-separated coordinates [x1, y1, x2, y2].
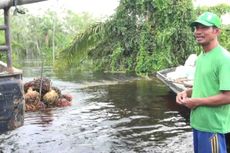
[0, 65, 193, 153]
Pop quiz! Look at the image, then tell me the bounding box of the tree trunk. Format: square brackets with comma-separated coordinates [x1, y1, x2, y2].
[0, 0, 47, 9]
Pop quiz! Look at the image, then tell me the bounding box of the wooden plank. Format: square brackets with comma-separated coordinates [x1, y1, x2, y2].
[4, 7, 12, 70]
[0, 0, 47, 9]
[0, 25, 7, 30]
[0, 45, 8, 51]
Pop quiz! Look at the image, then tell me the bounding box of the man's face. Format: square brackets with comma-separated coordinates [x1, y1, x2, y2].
[193, 24, 219, 46]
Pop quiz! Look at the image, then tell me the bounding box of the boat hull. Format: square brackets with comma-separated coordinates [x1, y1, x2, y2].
[156, 68, 186, 93]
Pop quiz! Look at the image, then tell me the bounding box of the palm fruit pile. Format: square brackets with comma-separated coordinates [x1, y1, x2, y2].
[24, 77, 72, 112]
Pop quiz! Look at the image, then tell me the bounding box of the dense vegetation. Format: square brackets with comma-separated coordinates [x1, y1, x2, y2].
[0, 1, 229, 76]
[56, 0, 230, 76]
[0, 9, 96, 66]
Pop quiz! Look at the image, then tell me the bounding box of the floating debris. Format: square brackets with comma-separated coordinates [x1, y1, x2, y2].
[24, 77, 72, 112]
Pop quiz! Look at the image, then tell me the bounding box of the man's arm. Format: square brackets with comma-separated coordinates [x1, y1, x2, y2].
[182, 91, 230, 109]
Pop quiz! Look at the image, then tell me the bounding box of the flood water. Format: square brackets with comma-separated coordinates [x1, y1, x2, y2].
[0, 64, 193, 153]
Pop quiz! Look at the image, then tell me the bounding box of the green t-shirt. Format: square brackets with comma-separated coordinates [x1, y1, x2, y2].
[191, 45, 230, 133]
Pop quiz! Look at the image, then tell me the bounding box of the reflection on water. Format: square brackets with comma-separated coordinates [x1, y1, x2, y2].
[0, 63, 193, 153]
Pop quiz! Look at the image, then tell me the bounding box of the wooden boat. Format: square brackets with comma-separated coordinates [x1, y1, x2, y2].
[156, 67, 189, 93]
[157, 67, 230, 150]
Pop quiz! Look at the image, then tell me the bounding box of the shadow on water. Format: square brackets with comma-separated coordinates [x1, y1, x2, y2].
[0, 61, 193, 153]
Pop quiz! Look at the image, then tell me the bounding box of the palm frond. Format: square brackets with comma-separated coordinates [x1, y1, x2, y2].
[59, 22, 106, 61]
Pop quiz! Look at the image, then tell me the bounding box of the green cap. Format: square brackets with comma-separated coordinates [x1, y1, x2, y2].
[190, 12, 221, 28]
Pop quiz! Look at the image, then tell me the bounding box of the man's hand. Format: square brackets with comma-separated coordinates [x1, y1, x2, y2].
[176, 89, 198, 109]
[176, 90, 188, 104]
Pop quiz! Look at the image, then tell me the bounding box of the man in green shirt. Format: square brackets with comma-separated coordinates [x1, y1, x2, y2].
[176, 12, 230, 153]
